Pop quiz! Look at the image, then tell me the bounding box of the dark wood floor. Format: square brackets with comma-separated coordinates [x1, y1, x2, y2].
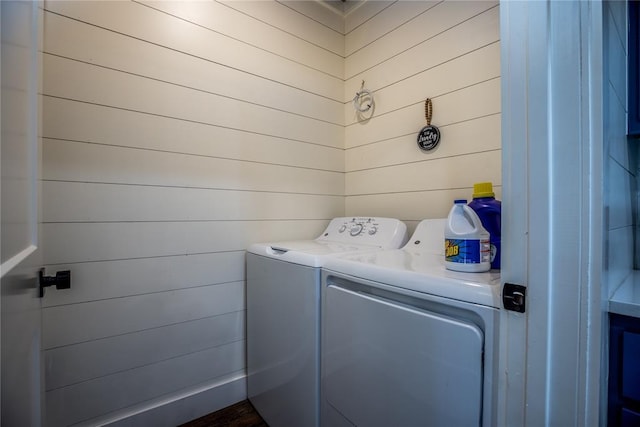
[179, 400, 268, 427]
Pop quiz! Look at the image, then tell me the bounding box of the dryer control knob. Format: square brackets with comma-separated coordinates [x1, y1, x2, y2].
[338, 225, 347, 233]
[350, 224, 363, 236]
[368, 227, 378, 235]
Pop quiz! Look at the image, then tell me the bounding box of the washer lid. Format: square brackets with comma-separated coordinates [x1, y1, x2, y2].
[247, 240, 382, 268]
[323, 249, 501, 308]
[246, 217, 408, 267]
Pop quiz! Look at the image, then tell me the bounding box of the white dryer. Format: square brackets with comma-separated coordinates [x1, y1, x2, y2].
[246, 217, 408, 427]
[320, 219, 501, 427]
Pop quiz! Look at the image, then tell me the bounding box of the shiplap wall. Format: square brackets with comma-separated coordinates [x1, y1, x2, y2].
[601, 1, 632, 420]
[41, 0, 503, 425]
[603, 0, 634, 298]
[41, 1, 344, 425]
[343, 1, 501, 232]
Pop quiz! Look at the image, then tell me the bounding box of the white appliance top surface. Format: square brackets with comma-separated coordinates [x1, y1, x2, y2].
[323, 219, 501, 308]
[247, 217, 408, 268]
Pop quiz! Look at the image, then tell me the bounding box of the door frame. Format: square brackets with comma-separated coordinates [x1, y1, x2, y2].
[499, 1, 603, 425]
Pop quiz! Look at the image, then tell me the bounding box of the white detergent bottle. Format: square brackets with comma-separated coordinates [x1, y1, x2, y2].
[445, 199, 491, 272]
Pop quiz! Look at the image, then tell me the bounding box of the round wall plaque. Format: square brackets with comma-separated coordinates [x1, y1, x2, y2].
[417, 98, 440, 152]
[417, 125, 441, 151]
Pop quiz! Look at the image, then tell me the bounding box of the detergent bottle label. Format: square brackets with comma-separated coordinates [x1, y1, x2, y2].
[445, 238, 490, 264]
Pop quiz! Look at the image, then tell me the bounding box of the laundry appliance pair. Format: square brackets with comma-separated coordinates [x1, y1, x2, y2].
[246, 217, 500, 427]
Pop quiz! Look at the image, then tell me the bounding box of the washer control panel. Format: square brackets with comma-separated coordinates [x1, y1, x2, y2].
[318, 217, 407, 249]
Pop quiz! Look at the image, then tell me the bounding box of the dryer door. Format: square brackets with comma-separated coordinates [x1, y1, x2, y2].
[323, 284, 484, 427]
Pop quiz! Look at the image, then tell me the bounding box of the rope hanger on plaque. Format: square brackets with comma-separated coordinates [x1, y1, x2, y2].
[417, 98, 440, 152]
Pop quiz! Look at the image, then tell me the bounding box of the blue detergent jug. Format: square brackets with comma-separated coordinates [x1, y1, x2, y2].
[468, 182, 501, 269]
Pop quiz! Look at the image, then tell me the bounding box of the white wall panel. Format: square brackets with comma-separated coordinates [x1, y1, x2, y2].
[280, 1, 345, 34]
[609, 158, 634, 229]
[219, 0, 344, 55]
[346, 114, 500, 172]
[41, 1, 344, 423]
[608, 0, 627, 54]
[344, 2, 500, 222]
[346, 150, 501, 196]
[45, 345, 245, 427]
[346, 186, 503, 223]
[44, 12, 343, 126]
[345, 78, 501, 148]
[607, 80, 630, 170]
[606, 5, 627, 110]
[45, 311, 244, 390]
[43, 139, 344, 195]
[43, 282, 244, 349]
[44, 0, 343, 100]
[345, 2, 498, 81]
[344, 1, 393, 35]
[43, 182, 344, 223]
[43, 97, 344, 172]
[607, 226, 634, 298]
[41, 1, 503, 424]
[43, 55, 343, 148]
[43, 220, 328, 265]
[42, 252, 245, 307]
[140, 1, 343, 79]
[345, 1, 438, 56]
[603, 0, 634, 290]
[345, 41, 500, 124]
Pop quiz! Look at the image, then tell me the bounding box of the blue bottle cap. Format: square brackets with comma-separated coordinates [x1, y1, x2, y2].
[454, 199, 467, 204]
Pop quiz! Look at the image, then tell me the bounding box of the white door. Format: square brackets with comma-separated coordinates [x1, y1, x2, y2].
[1, 1, 43, 425]
[500, 1, 603, 425]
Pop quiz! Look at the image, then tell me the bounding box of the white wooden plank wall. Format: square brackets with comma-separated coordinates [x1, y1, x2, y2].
[40, 1, 344, 426]
[41, 0, 503, 424]
[603, 0, 634, 296]
[343, 1, 501, 232]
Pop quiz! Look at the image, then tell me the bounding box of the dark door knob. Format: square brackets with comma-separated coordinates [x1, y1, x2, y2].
[39, 268, 71, 298]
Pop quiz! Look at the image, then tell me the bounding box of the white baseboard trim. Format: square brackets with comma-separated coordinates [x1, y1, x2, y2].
[78, 371, 247, 427]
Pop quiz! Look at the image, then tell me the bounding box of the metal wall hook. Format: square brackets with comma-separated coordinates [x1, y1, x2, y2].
[353, 80, 373, 113]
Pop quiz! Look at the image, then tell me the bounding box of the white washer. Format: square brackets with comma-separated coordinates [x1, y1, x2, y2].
[320, 219, 501, 427]
[246, 217, 408, 427]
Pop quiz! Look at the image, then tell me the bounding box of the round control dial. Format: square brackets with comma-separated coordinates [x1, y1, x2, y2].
[349, 224, 363, 236]
[338, 225, 347, 233]
[368, 226, 378, 235]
